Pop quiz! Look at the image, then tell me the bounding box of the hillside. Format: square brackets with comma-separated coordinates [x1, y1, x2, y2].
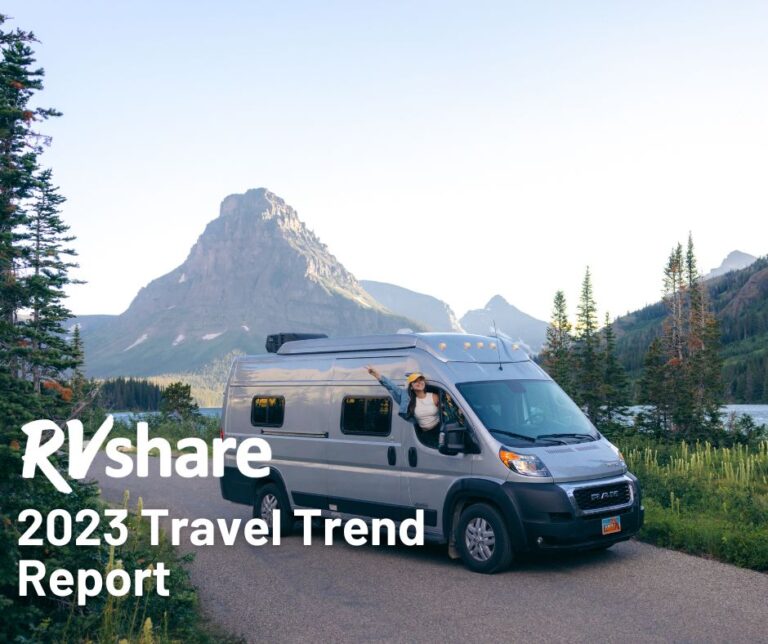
[614, 256, 768, 402]
[360, 280, 464, 332]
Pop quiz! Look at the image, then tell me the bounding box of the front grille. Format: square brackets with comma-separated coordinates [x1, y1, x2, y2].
[573, 482, 631, 511]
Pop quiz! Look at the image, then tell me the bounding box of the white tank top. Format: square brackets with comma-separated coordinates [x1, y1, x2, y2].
[414, 394, 439, 429]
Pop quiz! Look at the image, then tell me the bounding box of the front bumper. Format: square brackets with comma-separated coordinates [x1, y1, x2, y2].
[502, 473, 644, 551]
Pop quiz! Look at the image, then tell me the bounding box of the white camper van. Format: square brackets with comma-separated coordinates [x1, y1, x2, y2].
[220, 332, 643, 573]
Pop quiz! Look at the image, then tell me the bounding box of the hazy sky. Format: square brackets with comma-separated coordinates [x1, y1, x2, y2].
[6, 1, 767, 322]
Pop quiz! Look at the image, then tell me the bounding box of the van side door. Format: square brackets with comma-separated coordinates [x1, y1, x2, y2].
[325, 383, 408, 517]
[403, 384, 477, 538]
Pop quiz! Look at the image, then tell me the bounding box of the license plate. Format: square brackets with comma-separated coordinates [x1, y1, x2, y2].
[601, 516, 621, 535]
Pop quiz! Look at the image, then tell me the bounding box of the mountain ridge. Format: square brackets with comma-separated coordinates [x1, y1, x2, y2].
[360, 280, 464, 332]
[460, 295, 548, 353]
[80, 188, 422, 377]
[614, 254, 768, 402]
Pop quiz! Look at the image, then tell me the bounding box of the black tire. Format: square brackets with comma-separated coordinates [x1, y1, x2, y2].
[456, 503, 513, 574]
[254, 482, 293, 536]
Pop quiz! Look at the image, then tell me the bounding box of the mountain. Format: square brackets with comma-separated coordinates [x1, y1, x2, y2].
[459, 295, 548, 353]
[614, 256, 768, 402]
[704, 250, 757, 280]
[80, 188, 422, 377]
[360, 280, 464, 332]
[69, 314, 116, 334]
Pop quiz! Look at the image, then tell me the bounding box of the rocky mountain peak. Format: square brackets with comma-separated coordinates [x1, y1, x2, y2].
[704, 250, 758, 280]
[460, 294, 548, 353]
[486, 294, 511, 309]
[79, 188, 418, 376]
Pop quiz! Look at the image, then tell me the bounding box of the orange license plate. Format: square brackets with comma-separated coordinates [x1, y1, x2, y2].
[601, 516, 621, 535]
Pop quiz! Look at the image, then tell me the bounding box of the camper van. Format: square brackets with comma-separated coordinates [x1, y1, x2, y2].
[220, 332, 644, 573]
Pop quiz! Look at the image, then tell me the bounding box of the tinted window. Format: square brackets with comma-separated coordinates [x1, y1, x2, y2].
[251, 396, 285, 427]
[341, 396, 391, 436]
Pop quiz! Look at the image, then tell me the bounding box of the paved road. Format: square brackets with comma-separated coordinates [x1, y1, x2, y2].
[93, 456, 768, 643]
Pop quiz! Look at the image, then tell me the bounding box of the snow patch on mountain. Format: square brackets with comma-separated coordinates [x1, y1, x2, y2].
[123, 333, 148, 352]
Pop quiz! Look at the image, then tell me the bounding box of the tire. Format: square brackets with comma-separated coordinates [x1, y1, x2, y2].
[254, 482, 293, 536]
[456, 503, 513, 574]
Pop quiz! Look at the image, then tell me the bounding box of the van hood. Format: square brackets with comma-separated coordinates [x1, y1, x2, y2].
[526, 439, 626, 482]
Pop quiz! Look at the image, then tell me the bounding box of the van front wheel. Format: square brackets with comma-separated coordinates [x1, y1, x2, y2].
[456, 503, 512, 574]
[254, 483, 293, 536]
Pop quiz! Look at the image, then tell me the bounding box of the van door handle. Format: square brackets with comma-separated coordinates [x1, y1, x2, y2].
[387, 446, 396, 466]
[408, 447, 417, 467]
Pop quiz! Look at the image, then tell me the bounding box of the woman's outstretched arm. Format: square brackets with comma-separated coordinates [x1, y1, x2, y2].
[366, 365, 403, 405]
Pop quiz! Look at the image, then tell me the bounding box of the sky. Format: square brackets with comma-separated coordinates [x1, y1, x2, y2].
[5, 1, 767, 323]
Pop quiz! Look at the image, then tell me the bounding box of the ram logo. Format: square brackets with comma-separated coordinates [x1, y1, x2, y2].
[591, 490, 620, 502]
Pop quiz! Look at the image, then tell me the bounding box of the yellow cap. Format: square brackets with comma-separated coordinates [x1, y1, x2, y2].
[406, 372, 425, 385]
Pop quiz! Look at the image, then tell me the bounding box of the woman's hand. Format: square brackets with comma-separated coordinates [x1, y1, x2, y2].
[366, 365, 381, 380]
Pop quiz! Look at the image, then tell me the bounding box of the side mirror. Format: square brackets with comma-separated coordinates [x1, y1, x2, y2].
[439, 422, 465, 455]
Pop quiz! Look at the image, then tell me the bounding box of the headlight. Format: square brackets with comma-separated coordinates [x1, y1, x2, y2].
[608, 443, 626, 466]
[499, 448, 552, 477]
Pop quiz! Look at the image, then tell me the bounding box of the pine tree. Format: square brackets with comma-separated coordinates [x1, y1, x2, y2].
[663, 243, 685, 363]
[574, 267, 603, 423]
[640, 234, 724, 439]
[540, 290, 576, 397]
[684, 234, 724, 435]
[637, 337, 669, 433]
[601, 312, 628, 423]
[0, 17, 60, 431]
[160, 381, 200, 419]
[18, 168, 80, 412]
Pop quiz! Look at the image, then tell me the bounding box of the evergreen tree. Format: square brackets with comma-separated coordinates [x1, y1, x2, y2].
[574, 267, 603, 423]
[683, 234, 723, 434]
[640, 235, 724, 439]
[601, 312, 629, 422]
[540, 290, 576, 397]
[160, 381, 200, 419]
[637, 337, 670, 433]
[0, 16, 60, 431]
[70, 323, 85, 397]
[663, 243, 685, 363]
[18, 168, 80, 411]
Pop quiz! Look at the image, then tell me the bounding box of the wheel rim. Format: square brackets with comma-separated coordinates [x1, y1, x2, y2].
[465, 517, 495, 562]
[260, 493, 279, 527]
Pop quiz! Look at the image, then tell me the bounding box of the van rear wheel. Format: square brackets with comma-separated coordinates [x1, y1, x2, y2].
[254, 483, 293, 536]
[456, 503, 512, 574]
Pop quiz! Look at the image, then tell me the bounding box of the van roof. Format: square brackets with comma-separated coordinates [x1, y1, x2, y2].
[277, 332, 529, 363]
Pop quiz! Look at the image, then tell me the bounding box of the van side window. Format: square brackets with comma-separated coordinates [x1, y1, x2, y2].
[251, 396, 285, 427]
[341, 396, 391, 436]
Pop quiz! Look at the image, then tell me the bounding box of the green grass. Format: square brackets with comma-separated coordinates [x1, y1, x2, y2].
[24, 491, 243, 644]
[615, 436, 768, 570]
[2, 414, 238, 643]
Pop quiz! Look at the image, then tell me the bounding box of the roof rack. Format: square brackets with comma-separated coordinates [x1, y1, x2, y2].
[266, 333, 328, 353]
[277, 334, 417, 355]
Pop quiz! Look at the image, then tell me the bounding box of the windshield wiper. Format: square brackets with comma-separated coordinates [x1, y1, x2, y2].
[537, 433, 596, 442]
[489, 430, 566, 445]
[488, 429, 536, 443]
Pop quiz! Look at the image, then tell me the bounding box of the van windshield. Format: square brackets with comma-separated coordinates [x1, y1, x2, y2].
[456, 380, 599, 445]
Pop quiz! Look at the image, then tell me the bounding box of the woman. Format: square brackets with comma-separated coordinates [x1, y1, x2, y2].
[366, 366, 440, 442]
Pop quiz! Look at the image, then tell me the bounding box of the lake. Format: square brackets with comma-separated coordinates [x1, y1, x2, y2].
[110, 408, 222, 422]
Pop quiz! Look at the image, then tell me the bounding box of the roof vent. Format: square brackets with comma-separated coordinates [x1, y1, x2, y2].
[265, 332, 328, 353]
